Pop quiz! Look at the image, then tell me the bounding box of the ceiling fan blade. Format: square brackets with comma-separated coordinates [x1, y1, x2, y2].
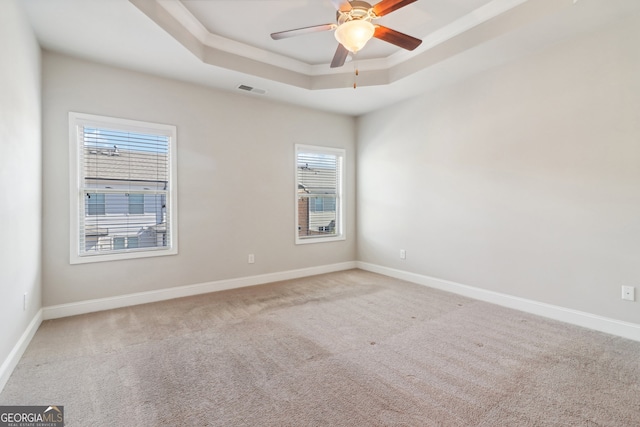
[374, 25, 422, 50]
[372, 0, 417, 17]
[271, 23, 337, 40]
[330, 0, 353, 12]
[330, 44, 349, 68]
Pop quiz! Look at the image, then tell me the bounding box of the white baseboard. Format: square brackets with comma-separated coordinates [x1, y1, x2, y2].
[43, 261, 358, 320]
[6, 260, 634, 396]
[357, 262, 640, 342]
[1, 262, 356, 393]
[0, 309, 43, 393]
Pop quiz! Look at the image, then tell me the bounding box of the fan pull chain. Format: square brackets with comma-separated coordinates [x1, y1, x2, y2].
[353, 62, 359, 89]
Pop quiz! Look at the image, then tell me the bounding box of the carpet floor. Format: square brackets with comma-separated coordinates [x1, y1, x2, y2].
[1, 269, 639, 426]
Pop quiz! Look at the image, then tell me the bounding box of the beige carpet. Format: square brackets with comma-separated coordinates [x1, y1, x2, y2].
[1, 269, 639, 426]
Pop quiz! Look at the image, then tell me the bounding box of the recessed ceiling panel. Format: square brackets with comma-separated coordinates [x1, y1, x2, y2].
[179, 0, 496, 65]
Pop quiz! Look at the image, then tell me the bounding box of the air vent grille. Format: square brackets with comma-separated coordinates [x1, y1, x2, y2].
[237, 84, 266, 95]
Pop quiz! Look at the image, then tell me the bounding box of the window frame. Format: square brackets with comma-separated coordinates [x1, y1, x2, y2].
[294, 144, 345, 245]
[69, 112, 178, 264]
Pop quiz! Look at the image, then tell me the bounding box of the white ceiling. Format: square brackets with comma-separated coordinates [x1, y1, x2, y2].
[20, 0, 640, 116]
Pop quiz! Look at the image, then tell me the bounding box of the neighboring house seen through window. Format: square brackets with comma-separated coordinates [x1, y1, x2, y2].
[69, 112, 178, 263]
[295, 145, 345, 244]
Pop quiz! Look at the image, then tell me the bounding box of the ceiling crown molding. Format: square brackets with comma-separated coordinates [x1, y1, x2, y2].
[130, 0, 574, 90]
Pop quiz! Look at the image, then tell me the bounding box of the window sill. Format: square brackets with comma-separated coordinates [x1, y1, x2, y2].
[70, 246, 178, 264]
[295, 235, 346, 245]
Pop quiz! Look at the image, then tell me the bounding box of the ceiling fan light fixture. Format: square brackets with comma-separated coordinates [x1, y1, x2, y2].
[334, 19, 375, 53]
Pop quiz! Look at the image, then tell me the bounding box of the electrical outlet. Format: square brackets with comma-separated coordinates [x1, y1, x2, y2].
[400, 249, 406, 260]
[622, 286, 635, 301]
[248, 254, 255, 264]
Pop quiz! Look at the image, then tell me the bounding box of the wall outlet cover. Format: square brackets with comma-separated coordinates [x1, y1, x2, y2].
[622, 286, 635, 301]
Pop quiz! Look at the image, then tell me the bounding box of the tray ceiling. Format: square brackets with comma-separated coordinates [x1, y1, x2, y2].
[21, 0, 640, 115]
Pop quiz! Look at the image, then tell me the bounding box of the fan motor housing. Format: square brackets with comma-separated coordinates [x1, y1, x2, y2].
[336, 1, 375, 25]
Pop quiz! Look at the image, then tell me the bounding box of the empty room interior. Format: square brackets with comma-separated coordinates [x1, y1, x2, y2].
[1, 0, 640, 425]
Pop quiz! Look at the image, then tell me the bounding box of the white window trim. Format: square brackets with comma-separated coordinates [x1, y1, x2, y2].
[295, 144, 346, 245]
[69, 112, 178, 264]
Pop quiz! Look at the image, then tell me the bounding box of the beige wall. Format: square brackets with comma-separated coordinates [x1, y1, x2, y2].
[42, 52, 356, 306]
[357, 14, 640, 324]
[0, 0, 42, 371]
[6, 0, 639, 365]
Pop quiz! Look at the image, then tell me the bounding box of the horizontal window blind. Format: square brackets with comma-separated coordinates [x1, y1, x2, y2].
[296, 147, 343, 241]
[77, 122, 173, 257]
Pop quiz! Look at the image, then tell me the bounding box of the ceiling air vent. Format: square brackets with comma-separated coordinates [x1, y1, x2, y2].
[237, 84, 266, 95]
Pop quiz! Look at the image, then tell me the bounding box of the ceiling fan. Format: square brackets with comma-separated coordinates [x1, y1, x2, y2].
[270, 0, 422, 68]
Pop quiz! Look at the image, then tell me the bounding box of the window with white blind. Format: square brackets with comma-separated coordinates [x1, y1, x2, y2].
[69, 112, 178, 264]
[295, 145, 345, 244]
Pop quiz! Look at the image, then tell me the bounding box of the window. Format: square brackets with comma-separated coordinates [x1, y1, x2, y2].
[86, 193, 105, 215]
[310, 196, 336, 213]
[128, 193, 144, 215]
[113, 237, 126, 250]
[295, 145, 345, 244]
[113, 236, 139, 250]
[69, 112, 178, 263]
